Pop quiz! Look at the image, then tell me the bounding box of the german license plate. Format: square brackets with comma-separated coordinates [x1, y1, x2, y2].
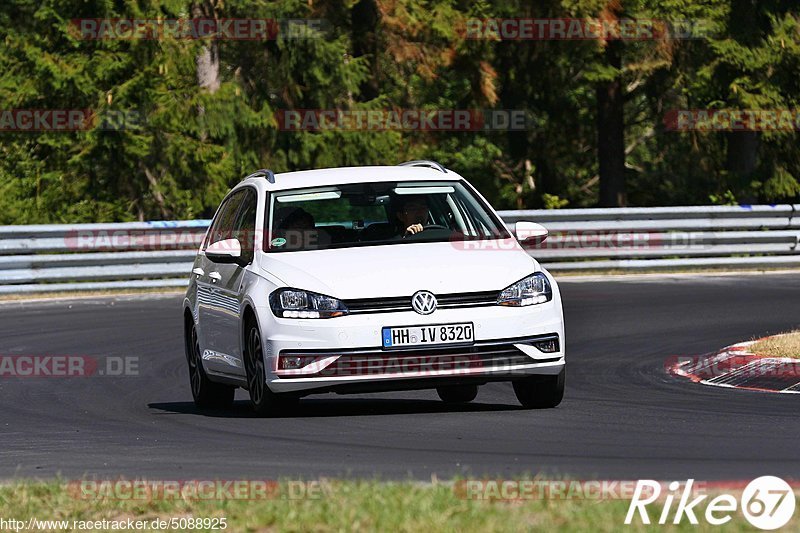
[382, 323, 474, 349]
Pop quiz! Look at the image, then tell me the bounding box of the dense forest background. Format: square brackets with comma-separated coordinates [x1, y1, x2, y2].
[1, 0, 799, 223]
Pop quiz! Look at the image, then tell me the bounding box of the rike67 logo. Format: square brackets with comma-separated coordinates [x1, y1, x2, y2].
[625, 477, 796, 530]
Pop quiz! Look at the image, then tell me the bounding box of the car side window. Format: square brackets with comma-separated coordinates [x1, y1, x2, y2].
[232, 188, 257, 263]
[205, 191, 245, 250]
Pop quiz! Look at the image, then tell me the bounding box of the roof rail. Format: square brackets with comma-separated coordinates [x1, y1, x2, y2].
[398, 160, 447, 174]
[245, 169, 276, 184]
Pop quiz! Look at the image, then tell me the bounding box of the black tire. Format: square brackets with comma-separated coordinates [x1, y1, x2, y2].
[436, 384, 479, 404]
[185, 321, 235, 409]
[244, 321, 299, 416]
[512, 369, 565, 409]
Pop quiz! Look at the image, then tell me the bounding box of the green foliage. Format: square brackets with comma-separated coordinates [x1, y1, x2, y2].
[762, 167, 800, 200]
[0, 0, 799, 223]
[709, 189, 738, 205]
[542, 193, 570, 210]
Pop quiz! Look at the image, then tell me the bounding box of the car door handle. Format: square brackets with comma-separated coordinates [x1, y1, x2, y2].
[209, 272, 222, 282]
[192, 267, 205, 277]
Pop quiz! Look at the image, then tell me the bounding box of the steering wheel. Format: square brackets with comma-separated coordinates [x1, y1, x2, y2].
[403, 224, 450, 239]
[421, 224, 449, 231]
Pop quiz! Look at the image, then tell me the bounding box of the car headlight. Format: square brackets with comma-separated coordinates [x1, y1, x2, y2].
[497, 272, 552, 306]
[269, 288, 349, 318]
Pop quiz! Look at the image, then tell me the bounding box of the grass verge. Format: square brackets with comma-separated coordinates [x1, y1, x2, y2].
[0, 480, 790, 532]
[750, 331, 800, 359]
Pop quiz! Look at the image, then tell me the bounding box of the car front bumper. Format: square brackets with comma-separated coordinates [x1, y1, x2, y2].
[259, 302, 565, 394]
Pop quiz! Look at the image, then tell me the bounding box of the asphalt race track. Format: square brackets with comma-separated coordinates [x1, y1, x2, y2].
[1, 273, 798, 481]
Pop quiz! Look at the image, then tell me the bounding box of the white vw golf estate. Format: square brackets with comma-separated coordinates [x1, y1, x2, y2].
[183, 161, 565, 414]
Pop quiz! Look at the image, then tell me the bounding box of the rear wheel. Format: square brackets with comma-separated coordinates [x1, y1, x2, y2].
[436, 384, 478, 404]
[512, 369, 565, 409]
[185, 321, 235, 409]
[244, 321, 299, 416]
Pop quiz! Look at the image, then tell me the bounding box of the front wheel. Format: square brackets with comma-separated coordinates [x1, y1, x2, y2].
[244, 322, 298, 416]
[512, 369, 565, 409]
[186, 322, 235, 409]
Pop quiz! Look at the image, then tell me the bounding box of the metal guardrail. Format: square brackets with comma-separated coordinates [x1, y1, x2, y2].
[0, 205, 798, 293]
[0, 221, 209, 294]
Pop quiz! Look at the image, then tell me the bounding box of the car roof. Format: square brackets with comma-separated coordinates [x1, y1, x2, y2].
[238, 165, 462, 192]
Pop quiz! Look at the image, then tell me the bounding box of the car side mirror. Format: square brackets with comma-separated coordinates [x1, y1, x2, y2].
[514, 221, 548, 245]
[206, 238, 244, 265]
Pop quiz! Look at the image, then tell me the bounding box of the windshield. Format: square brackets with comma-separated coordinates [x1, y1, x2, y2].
[265, 180, 510, 252]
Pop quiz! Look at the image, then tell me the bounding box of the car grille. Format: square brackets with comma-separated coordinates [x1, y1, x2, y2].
[278, 335, 559, 379]
[344, 290, 499, 315]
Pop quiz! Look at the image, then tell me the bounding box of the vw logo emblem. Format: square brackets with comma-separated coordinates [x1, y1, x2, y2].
[411, 290, 437, 315]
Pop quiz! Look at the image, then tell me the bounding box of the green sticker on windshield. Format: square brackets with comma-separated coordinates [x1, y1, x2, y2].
[271, 237, 287, 247]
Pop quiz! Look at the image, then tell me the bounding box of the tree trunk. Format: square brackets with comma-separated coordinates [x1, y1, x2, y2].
[196, 45, 220, 93]
[193, 2, 220, 94]
[597, 40, 626, 207]
[144, 167, 171, 220]
[193, 1, 220, 146]
[724, 0, 760, 203]
[726, 131, 759, 201]
[351, 0, 380, 101]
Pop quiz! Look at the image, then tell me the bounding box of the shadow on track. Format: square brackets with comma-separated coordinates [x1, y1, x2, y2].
[148, 398, 524, 418]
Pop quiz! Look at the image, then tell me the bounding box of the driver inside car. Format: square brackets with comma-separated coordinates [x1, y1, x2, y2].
[395, 195, 430, 236]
